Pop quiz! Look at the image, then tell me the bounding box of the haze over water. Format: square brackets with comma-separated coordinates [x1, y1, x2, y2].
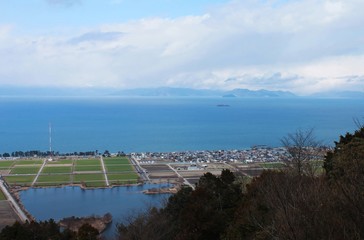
[0, 97, 362, 154]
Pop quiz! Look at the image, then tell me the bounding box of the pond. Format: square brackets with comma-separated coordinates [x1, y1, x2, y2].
[19, 184, 171, 239]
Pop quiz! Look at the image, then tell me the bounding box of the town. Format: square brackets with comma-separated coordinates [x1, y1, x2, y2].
[132, 146, 296, 164]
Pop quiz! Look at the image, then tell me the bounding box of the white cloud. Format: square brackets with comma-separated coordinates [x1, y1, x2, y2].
[1, 0, 364, 94]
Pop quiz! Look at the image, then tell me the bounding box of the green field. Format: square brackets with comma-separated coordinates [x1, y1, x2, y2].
[103, 157, 130, 165]
[0, 161, 15, 168]
[42, 166, 72, 174]
[106, 164, 133, 172]
[108, 173, 139, 184]
[36, 175, 71, 185]
[10, 166, 41, 174]
[84, 182, 107, 187]
[0, 189, 6, 200]
[13, 160, 43, 165]
[73, 174, 106, 187]
[46, 159, 73, 165]
[2, 157, 140, 188]
[75, 159, 101, 166]
[73, 174, 105, 182]
[4, 175, 35, 186]
[74, 165, 102, 172]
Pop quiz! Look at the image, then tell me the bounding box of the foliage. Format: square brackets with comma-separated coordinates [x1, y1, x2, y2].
[0, 220, 99, 240]
[118, 169, 243, 240]
[77, 223, 99, 240]
[323, 127, 364, 237]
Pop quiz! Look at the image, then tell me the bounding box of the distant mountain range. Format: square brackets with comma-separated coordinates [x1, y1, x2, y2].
[310, 91, 364, 99]
[0, 86, 363, 98]
[111, 87, 297, 98]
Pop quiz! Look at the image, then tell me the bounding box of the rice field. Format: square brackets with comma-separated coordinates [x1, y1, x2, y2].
[74, 165, 102, 172]
[1, 157, 141, 188]
[103, 157, 130, 165]
[10, 166, 41, 174]
[3, 175, 36, 186]
[75, 159, 101, 166]
[0, 161, 15, 168]
[106, 164, 133, 172]
[108, 173, 139, 184]
[36, 175, 72, 186]
[13, 160, 43, 165]
[46, 159, 73, 165]
[41, 166, 72, 174]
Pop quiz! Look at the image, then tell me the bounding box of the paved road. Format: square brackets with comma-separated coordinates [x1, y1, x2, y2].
[130, 156, 150, 182]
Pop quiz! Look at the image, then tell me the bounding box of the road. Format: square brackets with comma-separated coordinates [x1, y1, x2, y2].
[31, 159, 47, 186]
[100, 156, 110, 186]
[0, 179, 29, 222]
[130, 156, 150, 182]
[167, 164, 195, 190]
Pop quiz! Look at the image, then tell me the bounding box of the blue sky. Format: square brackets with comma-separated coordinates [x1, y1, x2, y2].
[1, 0, 228, 31]
[0, 0, 364, 94]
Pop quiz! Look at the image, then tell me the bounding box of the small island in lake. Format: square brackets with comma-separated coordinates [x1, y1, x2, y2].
[59, 213, 112, 233]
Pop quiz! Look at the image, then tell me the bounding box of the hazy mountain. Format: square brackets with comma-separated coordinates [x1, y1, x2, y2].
[111, 87, 223, 97]
[0, 87, 112, 97]
[222, 89, 296, 98]
[310, 91, 364, 99]
[6, 86, 364, 98]
[111, 87, 297, 98]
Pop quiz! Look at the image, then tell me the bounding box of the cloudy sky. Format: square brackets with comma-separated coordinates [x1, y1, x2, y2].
[0, 0, 363, 95]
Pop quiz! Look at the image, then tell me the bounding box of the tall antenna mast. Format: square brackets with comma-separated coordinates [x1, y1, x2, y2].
[49, 122, 52, 161]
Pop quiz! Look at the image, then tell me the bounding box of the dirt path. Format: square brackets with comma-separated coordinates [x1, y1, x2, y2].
[100, 156, 109, 186]
[31, 159, 47, 186]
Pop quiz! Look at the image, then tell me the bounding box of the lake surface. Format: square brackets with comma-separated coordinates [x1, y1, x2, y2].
[19, 184, 171, 238]
[0, 97, 363, 153]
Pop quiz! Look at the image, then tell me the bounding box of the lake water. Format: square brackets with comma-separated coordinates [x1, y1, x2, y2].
[19, 184, 171, 238]
[0, 97, 363, 153]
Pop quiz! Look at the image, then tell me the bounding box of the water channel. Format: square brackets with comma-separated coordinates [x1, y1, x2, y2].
[19, 184, 171, 239]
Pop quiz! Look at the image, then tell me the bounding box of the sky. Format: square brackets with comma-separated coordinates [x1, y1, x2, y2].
[0, 0, 364, 95]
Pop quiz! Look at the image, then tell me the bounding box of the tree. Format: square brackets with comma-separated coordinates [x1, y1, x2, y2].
[118, 169, 243, 240]
[103, 150, 111, 157]
[281, 128, 323, 176]
[77, 223, 99, 240]
[0, 220, 76, 240]
[324, 127, 364, 237]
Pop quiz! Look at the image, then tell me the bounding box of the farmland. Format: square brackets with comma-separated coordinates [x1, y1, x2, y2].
[0, 157, 139, 188]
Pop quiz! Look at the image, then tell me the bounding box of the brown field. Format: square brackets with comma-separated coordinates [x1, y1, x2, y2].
[148, 172, 178, 179]
[178, 171, 206, 178]
[0, 201, 20, 230]
[234, 164, 264, 177]
[141, 164, 171, 171]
